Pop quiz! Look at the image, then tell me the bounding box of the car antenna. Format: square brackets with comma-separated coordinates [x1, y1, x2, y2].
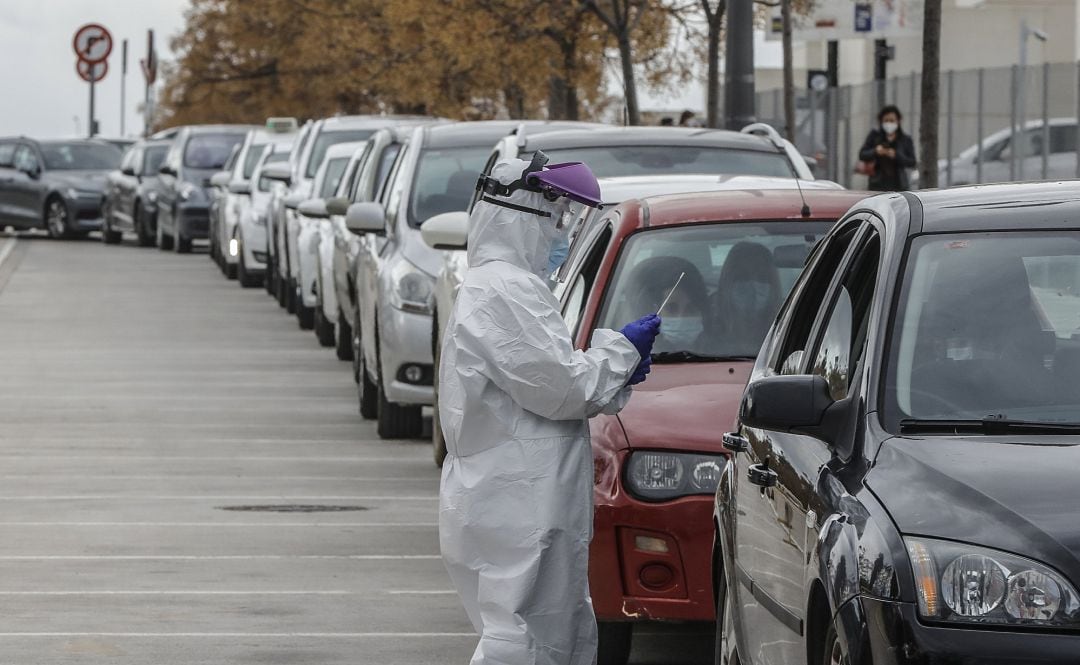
[743, 122, 812, 218]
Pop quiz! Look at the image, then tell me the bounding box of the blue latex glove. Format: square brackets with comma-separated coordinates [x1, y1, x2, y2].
[627, 356, 652, 386]
[620, 314, 662, 359]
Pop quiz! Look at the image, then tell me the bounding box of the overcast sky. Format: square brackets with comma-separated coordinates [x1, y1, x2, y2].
[0, 0, 189, 139]
[0, 0, 776, 138]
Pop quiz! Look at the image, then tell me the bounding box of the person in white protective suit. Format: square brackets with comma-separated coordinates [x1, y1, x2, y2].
[438, 154, 661, 665]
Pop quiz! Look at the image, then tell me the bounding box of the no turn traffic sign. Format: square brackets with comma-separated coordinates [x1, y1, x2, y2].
[77, 58, 108, 83]
[73, 23, 113, 64]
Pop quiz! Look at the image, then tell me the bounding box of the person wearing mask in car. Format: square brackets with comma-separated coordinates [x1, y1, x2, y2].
[858, 105, 917, 191]
[439, 155, 661, 665]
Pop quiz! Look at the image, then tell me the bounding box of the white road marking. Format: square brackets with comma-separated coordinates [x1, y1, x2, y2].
[0, 455, 428, 462]
[0, 590, 352, 596]
[0, 555, 441, 560]
[384, 590, 457, 595]
[0, 632, 475, 638]
[0, 495, 437, 501]
[0, 475, 431, 481]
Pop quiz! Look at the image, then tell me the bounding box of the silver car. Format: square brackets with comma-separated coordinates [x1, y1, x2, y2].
[348, 121, 530, 439]
[233, 146, 292, 287]
[933, 118, 1078, 187]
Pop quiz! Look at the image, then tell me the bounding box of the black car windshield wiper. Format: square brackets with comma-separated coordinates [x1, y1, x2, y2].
[899, 416, 1080, 435]
[651, 351, 756, 364]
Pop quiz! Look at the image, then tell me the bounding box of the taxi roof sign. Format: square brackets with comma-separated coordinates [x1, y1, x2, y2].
[266, 117, 299, 133]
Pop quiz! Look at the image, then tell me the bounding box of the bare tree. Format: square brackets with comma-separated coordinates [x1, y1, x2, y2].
[583, 0, 650, 125]
[919, 0, 941, 188]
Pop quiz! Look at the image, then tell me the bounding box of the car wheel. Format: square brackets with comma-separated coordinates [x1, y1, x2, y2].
[225, 259, 237, 280]
[237, 237, 261, 288]
[313, 295, 334, 347]
[714, 548, 739, 665]
[297, 297, 314, 330]
[45, 197, 70, 239]
[351, 310, 363, 383]
[432, 319, 447, 468]
[376, 380, 422, 439]
[821, 623, 848, 665]
[175, 229, 192, 254]
[335, 307, 353, 361]
[597, 622, 632, 665]
[265, 255, 276, 295]
[101, 215, 121, 244]
[357, 342, 378, 420]
[286, 277, 298, 314]
[134, 206, 154, 247]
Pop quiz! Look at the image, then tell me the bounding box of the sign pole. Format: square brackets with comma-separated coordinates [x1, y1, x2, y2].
[120, 39, 128, 136]
[89, 75, 96, 138]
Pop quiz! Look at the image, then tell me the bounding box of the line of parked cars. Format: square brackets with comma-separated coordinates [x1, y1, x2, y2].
[18, 114, 1080, 665]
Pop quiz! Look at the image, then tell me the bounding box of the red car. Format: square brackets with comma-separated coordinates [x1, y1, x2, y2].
[554, 188, 870, 664]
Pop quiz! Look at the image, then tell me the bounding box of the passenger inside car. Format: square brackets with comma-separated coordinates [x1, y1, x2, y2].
[615, 256, 708, 354]
[711, 241, 782, 353]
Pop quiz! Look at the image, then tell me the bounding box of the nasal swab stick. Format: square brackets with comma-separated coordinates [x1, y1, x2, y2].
[656, 272, 685, 316]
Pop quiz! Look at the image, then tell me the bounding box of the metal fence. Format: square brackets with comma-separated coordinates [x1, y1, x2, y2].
[754, 62, 1080, 189]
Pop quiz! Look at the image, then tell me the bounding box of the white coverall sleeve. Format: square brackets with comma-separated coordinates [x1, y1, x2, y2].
[463, 286, 639, 421]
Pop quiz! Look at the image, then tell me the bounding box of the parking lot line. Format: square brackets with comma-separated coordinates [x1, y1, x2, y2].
[0, 590, 353, 595]
[0, 495, 438, 500]
[384, 590, 457, 595]
[0, 632, 476, 638]
[0, 522, 439, 527]
[0, 555, 442, 560]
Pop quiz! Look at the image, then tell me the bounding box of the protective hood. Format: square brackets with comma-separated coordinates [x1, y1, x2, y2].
[466, 158, 563, 278]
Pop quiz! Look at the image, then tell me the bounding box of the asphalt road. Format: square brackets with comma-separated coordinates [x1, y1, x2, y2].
[0, 234, 711, 664]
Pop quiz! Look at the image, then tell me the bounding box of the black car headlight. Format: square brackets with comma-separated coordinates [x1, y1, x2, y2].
[624, 451, 724, 501]
[906, 538, 1080, 627]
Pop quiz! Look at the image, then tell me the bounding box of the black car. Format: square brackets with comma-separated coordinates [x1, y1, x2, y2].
[0, 137, 122, 238]
[101, 139, 171, 246]
[713, 181, 1080, 664]
[154, 125, 249, 253]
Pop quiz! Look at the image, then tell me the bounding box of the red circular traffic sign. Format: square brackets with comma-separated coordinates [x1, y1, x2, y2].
[73, 23, 113, 64]
[77, 58, 108, 83]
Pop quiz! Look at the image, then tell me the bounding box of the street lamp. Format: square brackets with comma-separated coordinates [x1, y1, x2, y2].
[1015, 19, 1048, 180]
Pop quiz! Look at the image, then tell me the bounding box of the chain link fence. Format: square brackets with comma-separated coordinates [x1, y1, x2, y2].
[754, 62, 1080, 189]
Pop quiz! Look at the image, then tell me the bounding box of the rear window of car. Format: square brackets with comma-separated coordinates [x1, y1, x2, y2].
[243, 144, 267, 179]
[408, 146, 489, 227]
[306, 130, 375, 178]
[596, 222, 831, 360]
[142, 145, 169, 176]
[184, 133, 245, 169]
[40, 142, 122, 170]
[542, 145, 793, 179]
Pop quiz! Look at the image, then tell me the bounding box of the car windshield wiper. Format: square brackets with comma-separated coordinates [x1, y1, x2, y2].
[899, 416, 1080, 435]
[651, 351, 756, 364]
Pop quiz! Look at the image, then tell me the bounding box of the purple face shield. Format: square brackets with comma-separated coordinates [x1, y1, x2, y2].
[525, 161, 602, 209]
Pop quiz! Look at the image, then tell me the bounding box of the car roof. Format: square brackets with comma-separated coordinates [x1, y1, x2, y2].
[596, 174, 843, 205]
[184, 124, 253, 134]
[324, 141, 367, 159]
[904, 181, 1080, 233]
[633, 188, 870, 227]
[317, 115, 430, 131]
[522, 127, 781, 153]
[421, 121, 529, 149]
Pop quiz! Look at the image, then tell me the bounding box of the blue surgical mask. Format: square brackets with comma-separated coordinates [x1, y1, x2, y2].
[662, 316, 704, 347]
[546, 231, 570, 275]
[731, 280, 772, 312]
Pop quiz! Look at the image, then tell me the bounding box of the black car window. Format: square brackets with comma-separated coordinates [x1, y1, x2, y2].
[184, 133, 244, 170]
[808, 232, 880, 400]
[13, 145, 38, 172]
[0, 142, 15, 167]
[372, 143, 402, 200]
[142, 145, 169, 176]
[884, 231, 1080, 428]
[40, 143, 121, 170]
[772, 221, 862, 375]
[542, 145, 794, 179]
[408, 146, 490, 227]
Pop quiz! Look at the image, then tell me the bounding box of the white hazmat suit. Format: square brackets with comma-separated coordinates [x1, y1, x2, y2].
[439, 159, 641, 665]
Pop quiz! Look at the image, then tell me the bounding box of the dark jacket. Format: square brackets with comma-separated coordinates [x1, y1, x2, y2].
[859, 128, 917, 191]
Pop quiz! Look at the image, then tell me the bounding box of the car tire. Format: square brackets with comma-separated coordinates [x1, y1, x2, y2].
[376, 381, 422, 440]
[237, 238, 261, 288]
[225, 261, 237, 280]
[134, 206, 155, 247]
[297, 300, 314, 330]
[313, 301, 334, 347]
[714, 548, 739, 665]
[335, 307, 353, 361]
[45, 197, 70, 239]
[597, 622, 632, 665]
[821, 623, 848, 665]
[357, 343, 378, 420]
[156, 216, 174, 251]
[351, 310, 363, 384]
[265, 256, 276, 295]
[175, 231, 192, 254]
[286, 277, 298, 314]
[432, 318, 447, 468]
[101, 216, 121, 245]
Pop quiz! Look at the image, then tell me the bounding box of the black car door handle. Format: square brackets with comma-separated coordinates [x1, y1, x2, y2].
[748, 464, 778, 488]
[723, 432, 749, 453]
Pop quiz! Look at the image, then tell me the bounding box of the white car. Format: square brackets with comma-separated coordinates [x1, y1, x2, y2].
[210, 119, 297, 279]
[293, 141, 367, 330]
[233, 146, 292, 287]
[932, 117, 1078, 187]
[269, 115, 429, 329]
[424, 170, 845, 466]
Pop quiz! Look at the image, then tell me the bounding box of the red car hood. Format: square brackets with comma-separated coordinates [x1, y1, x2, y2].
[613, 362, 752, 452]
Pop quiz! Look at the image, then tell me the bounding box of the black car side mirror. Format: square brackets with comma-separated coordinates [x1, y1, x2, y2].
[740, 374, 859, 460]
[159, 165, 175, 176]
[121, 166, 136, 176]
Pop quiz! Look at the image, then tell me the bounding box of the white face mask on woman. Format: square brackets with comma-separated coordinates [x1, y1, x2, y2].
[882, 121, 899, 135]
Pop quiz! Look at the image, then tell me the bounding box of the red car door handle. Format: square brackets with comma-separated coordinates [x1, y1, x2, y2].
[747, 463, 778, 488]
[723, 432, 749, 453]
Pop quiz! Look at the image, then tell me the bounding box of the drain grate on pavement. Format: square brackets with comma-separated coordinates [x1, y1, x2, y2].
[217, 504, 370, 513]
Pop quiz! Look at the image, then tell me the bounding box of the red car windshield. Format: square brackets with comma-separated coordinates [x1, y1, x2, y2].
[596, 222, 831, 360]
